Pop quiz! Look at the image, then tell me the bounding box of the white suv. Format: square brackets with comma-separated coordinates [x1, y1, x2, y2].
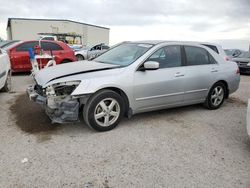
[0, 48, 11, 92]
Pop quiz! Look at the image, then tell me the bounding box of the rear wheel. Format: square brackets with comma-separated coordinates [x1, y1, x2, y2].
[76, 54, 84, 61]
[83, 90, 125, 131]
[2, 71, 11, 92]
[61, 59, 72, 64]
[204, 82, 226, 110]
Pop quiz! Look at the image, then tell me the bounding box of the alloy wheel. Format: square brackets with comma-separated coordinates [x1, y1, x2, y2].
[94, 98, 120, 127]
[210, 86, 224, 106]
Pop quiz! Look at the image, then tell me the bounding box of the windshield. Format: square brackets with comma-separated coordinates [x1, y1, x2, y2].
[238, 52, 250, 58]
[94, 42, 153, 66]
[224, 50, 233, 56]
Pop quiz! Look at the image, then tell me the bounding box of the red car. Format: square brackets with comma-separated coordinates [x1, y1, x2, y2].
[7, 40, 77, 72]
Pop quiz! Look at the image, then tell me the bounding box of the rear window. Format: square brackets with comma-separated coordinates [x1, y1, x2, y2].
[16, 41, 39, 52]
[41, 42, 63, 51]
[202, 44, 219, 54]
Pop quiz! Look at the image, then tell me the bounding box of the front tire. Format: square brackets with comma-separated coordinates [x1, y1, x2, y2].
[83, 90, 125, 131]
[204, 82, 226, 110]
[1, 71, 11, 92]
[76, 54, 84, 61]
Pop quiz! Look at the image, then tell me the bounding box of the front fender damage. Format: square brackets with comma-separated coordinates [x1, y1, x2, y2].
[27, 85, 80, 123]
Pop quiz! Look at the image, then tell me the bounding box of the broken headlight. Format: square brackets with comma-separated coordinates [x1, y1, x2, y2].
[46, 81, 81, 96]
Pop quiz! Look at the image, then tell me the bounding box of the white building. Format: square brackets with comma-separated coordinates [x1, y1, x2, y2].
[7, 18, 110, 47]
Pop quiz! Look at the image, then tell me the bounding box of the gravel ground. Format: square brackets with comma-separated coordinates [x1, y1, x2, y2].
[0, 74, 250, 188]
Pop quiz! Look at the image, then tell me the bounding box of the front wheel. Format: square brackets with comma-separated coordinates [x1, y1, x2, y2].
[204, 82, 226, 110]
[83, 90, 125, 131]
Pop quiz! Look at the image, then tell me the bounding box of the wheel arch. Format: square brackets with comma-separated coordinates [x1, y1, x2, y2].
[80, 86, 130, 117]
[214, 80, 229, 98]
[99, 87, 130, 115]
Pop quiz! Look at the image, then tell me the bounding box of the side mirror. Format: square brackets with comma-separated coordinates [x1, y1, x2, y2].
[140, 61, 159, 71]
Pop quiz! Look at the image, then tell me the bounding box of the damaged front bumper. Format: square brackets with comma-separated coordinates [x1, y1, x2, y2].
[26, 85, 80, 123]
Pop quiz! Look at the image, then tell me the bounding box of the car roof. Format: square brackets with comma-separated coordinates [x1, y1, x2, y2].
[125, 40, 222, 47]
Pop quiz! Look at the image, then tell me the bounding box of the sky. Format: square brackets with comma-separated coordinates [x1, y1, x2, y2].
[0, 0, 250, 50]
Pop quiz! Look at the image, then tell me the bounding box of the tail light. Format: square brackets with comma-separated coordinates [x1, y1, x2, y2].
[236, 67, 240, 74]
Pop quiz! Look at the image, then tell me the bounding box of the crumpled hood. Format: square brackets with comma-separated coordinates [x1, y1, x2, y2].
[35, 60, 120, 86]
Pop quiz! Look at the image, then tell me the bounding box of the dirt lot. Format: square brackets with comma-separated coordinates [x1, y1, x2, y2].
[0, 75, 250, 188]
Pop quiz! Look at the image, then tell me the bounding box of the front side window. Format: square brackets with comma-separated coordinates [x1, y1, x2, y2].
[16, 42, 38, 52]
[94, 43, 153, 66]
[185, 46, 211, 66]
[147, 45, 182, 68]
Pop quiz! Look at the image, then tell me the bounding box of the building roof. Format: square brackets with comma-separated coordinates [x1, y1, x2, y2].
[7, 18, 110, 30]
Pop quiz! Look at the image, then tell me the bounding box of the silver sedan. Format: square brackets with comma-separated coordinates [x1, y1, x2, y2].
[28, 41, 240, 131]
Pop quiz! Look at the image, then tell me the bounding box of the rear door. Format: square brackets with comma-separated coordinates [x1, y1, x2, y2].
[41, 41, 64, 65]
[10, 41, 38, 71]
[183, 46, 219, 103]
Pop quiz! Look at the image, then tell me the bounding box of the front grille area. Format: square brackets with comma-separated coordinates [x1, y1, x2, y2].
[237, 62, 248, 67]
[34, 84, 45, 96]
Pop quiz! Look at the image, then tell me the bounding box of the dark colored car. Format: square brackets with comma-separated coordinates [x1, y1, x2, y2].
[232, 51, 250, 74]
[6, 40, 76, 72]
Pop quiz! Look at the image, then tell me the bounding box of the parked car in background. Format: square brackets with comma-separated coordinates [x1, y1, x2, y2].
[27, 41, 240, 131]
[0, 40, 20, 49]
[201, 42, 230, 61]
[75, 43, 110, 61]
[224, 49, 243, 58]
[232, 51, 250, 74]
[6, 40, 76, 72]
[0, 48, 11, 92]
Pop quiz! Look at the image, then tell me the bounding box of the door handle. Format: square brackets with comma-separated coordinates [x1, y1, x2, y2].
[211, 68, 218, 73]
[175, 72, 185, 77]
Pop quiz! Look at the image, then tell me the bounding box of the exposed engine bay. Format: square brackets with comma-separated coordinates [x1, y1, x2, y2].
[27, 81, 82, 123]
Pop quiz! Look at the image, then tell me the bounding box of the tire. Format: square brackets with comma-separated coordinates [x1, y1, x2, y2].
[1, 71, 11, 92]
[83, 90, 125, 132]
[61, 59, 72, 64]
[76, 54, 84, 61]
[204, 82, 226, 110]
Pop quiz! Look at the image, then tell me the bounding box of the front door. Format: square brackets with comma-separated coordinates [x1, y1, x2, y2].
[133, 45, 186, 112]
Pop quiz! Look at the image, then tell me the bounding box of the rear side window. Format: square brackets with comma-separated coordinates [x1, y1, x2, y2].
[202, 44, 219, 54]
[41, 42, 63, 51]
[42, 37, 55, 41]
[16, 42, 39, 52]
[102, 45, 109, 50]
[185, 46, 212, 66]
[147, 45, 182, 68]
